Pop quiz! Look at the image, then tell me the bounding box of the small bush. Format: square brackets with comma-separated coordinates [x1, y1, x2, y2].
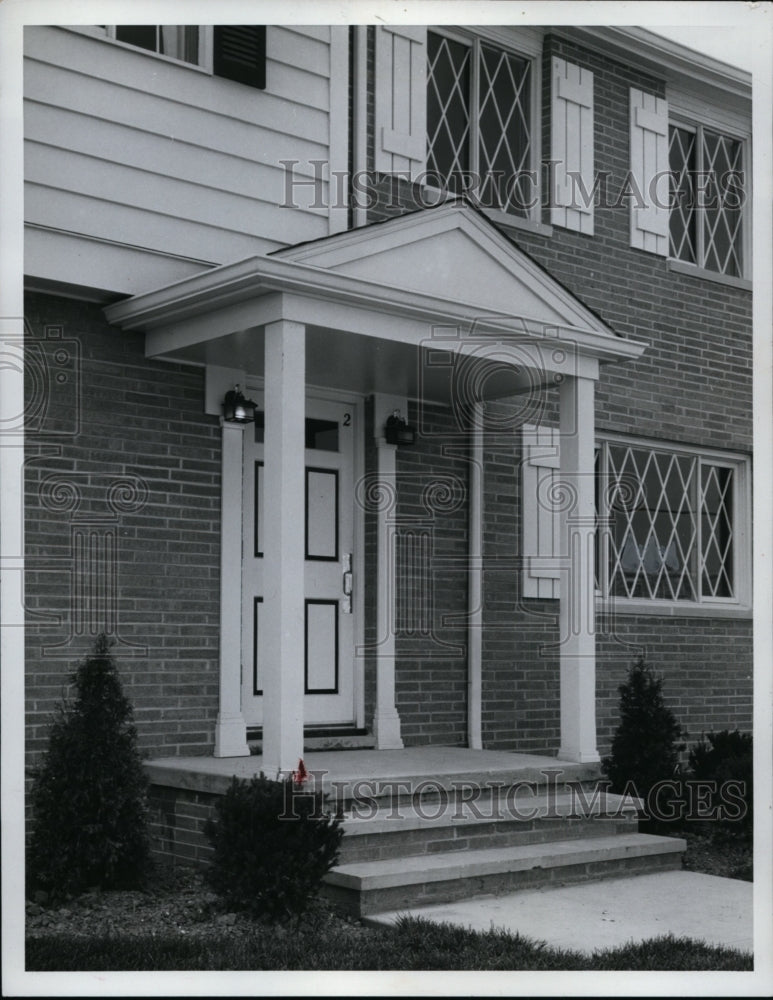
[205, 773, 343, 922]
[28, 634, 150, 898]
[602, 657, 686, 821]
[688, 729, 753, 838]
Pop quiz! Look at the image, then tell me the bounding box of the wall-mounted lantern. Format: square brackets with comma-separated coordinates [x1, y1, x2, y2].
[222, 384, 258, 423]
[384, 409, 416, 446]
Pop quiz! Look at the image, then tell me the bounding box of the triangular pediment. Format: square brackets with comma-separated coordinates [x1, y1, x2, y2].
[275, 201, 614, 337]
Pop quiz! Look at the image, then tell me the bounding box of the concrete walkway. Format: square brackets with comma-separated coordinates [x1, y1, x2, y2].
[365, 871, 753, 955]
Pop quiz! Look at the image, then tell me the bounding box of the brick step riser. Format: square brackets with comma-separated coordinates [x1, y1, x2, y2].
[323, 850, 681, 919]
[324, 780, 616, 815]
[338, 816, 637, 865]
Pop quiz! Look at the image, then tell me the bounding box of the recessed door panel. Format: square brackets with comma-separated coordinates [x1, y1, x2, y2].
[305, 600, 339, 694]
[306, 469, 338, 560]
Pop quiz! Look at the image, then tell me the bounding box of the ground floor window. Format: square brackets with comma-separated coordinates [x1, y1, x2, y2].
[596, 437, 750, 608]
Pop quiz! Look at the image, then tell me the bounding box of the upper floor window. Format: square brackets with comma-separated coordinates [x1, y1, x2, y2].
[114, 26, 200, 64]
[108, 25, 266, 89]
[629, 87, 750, 281]
[426, 30, 533, 217]
[669, 122, 745, 278]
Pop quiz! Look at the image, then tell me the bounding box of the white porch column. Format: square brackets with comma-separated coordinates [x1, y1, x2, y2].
[214, 419, 250, 757]
[374, 436, 404, 749]
[260, 319, 306, 776]
[467, 402, 483, 750]
[557, 373, 600, 763]
[372, 396, 404, 749]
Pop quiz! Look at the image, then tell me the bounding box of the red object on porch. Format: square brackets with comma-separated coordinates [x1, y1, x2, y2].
[293, 758, 308, 786]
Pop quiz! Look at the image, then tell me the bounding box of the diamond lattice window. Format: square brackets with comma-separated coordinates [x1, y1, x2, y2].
[427, 33, 471, 185]
[427, 31, 533, 216]
[668, 123, 745, 277]
[599, 442, 741, 604]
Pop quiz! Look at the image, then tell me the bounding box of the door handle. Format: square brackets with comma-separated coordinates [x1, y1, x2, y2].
[342, 552, 353, 613]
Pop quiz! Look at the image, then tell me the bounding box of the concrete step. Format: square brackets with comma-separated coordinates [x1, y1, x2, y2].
[298, 747, 601, 812]
[323, 833, 686, 917]
[337, 790, 640, 863]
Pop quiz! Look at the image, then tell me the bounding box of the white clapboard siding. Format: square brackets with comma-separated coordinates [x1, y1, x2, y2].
[27, 143, 327, 228]
[25, 105, 327, 204]
[374, 25, 427, 180]
[263, 60, 330, 112]
[24, 225, 220, 296]
[23, 26, 338, 284]
[522, 425, 562, 600]
[25, 59, 328, 148]
[269, 25, 331, 77]
[26, 184, 324, 264]
[630, 88, 669, 255]
[283, 25, 332, 42]
[550, 57, 594, 235]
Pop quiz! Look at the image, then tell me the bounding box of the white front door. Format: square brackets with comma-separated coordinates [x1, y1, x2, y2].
[242, 393, 358, 727]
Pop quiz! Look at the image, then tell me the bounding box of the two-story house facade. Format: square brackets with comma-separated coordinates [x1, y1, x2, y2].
[20, 23, 753, 783]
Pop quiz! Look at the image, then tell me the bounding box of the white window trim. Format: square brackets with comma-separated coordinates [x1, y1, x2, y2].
[596, 433, 752, 616]
[425, 26, 543, 227]
[667, 109, 752, 281]
[76, 25, 215, 74]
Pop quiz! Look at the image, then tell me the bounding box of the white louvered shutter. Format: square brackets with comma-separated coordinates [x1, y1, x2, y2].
[629, 88, 669, 255]
[522, 425, 562, 599]
[550, 57, 594, 235]
[374, 25, 427, 180]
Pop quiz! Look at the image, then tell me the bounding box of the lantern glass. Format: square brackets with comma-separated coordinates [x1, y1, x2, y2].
[223, 386, 257, 423]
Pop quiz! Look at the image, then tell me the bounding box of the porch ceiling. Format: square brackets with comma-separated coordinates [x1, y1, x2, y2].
[104, 200, 647, 399]
[159, 323, 541, 403]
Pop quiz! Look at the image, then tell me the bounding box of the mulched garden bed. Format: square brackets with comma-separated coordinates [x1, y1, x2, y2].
[25, 863, 344, 942]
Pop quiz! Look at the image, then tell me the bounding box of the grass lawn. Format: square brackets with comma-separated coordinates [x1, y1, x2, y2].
[26, 917, 751, 972]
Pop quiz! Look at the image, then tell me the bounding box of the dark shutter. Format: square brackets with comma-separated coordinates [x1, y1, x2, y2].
[213, 26, 266, 89]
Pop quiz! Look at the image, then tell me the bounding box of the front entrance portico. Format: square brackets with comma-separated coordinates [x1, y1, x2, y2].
[105, 200, 646, 773]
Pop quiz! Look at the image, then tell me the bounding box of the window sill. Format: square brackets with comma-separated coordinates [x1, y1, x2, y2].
[667, 258, 752, 291]
[484, 208, 553, 238]
[595, 596, 752, 620]
[419, 186, 552, 237]
[63, 26, 211, 75]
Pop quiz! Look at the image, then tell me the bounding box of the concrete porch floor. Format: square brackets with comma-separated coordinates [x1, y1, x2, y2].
[144, 747, 602, 797]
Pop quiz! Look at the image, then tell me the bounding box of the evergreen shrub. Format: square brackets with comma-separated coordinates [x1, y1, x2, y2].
[689, 729, 753, 838]
[602, 656, 686, 824]
[29, 634, 150, 898]
[205, 773, 343, 922]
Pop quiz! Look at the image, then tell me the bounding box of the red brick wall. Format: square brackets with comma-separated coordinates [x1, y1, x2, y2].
[148, 784, 216, 866]
[24, 292, 222, 767]
[595, 617, 753, 753]
[393, 400, 469, 745]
